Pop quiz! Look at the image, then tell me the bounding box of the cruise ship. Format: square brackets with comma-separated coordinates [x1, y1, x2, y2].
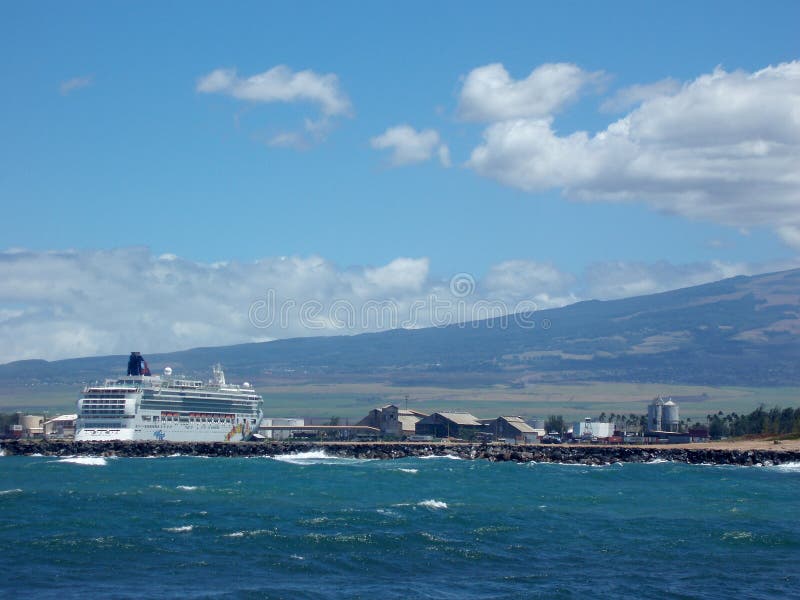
[75, 352, 263, 442]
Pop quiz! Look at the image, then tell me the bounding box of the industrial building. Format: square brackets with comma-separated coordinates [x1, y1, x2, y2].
[258, 418, 306, 440]
[356, 405, 428, 437]
[572, 418, 615, 440]
[647, 397, 680, 433]
[490, 416, 539, 443]
[414, 412, 485, 439]
[12, 415, 45, 439]
[43, 414, 77, 438]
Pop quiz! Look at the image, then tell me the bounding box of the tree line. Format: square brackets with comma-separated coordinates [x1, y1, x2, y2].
[705, 406, 800, 438]
[545, 405, 800, 439]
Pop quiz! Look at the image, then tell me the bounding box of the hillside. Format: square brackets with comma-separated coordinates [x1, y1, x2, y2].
[1, 268, 799, 388]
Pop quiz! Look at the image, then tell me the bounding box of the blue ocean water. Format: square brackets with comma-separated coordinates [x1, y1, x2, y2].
[1, 450, 799, 599]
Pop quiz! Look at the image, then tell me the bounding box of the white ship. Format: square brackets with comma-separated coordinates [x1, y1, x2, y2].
[75, 352, 263, 442]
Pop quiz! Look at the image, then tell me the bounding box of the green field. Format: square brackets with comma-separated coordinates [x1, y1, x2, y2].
[5, 379, 797, 423]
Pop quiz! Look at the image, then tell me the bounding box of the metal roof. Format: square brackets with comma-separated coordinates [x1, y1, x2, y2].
[436, 412, 482, 426]
[43, 414, 78, 425]
[498, 416, 536, 433]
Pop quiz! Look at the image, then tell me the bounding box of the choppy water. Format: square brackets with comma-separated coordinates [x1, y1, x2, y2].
[1, 450, 799, 599]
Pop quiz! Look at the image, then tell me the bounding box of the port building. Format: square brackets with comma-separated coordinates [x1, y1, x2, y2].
[572, 418, 614, 440]
[356, 405, 428, 437]
[415, 412, 485, 439]
[490, 416, 539, 443]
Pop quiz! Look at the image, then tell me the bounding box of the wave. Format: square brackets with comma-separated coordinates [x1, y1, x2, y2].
[0, 488, 22, 496]
[419, 454, 462, 460]
[418, 499, 448, 510]
[397, 468, 418, 473]
[272, 450, 370, 465]
[164, 525, 193, 533]
[0, 448, 5, 457]
[176, 485, 199, 491]
[57, 457, 108, 466]
[224, 529, 271, 538]
[770, 461, 800, 472]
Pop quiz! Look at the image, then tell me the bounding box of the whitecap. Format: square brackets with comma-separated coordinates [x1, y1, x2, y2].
[225, 528, 271, 538]
[272, 450, 369, 465]
[176, 485, 199, 491]
[646, 458, 671, 464]
[0, 489, 22, 496]
[57, 457, 107, 466]
[419, 454, 462, 460]
[164, 525, 193, 533]
[770, 461, 800, 472]
[398, 468, 418, 473]
[418, 499, 448, 510]
[290, 554, 304, 560]
[722, 530, 754, 541]
[0, 448, 5, 457]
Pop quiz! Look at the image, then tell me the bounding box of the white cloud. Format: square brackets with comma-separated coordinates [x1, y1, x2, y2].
[457, 62, 603, 122]
[370, 125, 450, 167]
[197, 65, 352, 148]
[1, 247, 793, 364]
[580, 260, 752, 300]
[467, 61, 800, 248]
[59, 75, 93, 96]
[197, 65, 351, 116]
[483, 260, 576, 306]
[599, 78, 680, 112]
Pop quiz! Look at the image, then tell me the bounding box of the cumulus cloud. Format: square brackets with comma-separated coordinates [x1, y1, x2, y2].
[1, 248, 794, 363]
[458, 62, 603, 122]
[599, 78, 680, 113]
[59, 75, 93, 96]
[197, 65, 351, 116]
[197, 65, 352, 147]
[467, 61, 800, 248]
[370, 125, 451, 167]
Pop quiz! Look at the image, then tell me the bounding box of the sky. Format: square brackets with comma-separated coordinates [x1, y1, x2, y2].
[1, 1, 799, 363]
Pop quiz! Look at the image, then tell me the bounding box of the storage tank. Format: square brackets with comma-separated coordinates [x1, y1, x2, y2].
[20, 415, 43, 430]
[647, 398, 664, 432]
[662, 400, 680, 432]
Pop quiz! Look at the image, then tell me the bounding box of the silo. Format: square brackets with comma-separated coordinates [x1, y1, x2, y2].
[662, 400, 680, 432]
[20, 415, 43, 430]
[647, 397, 664, 432]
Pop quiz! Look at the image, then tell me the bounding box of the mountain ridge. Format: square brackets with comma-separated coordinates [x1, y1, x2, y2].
[2, 268, 799, 387]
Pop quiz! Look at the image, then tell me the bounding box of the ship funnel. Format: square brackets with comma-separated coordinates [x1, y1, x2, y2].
[127, 352, 149, 376]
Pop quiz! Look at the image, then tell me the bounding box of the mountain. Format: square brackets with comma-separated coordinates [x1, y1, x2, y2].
[2, 268, 800, 387]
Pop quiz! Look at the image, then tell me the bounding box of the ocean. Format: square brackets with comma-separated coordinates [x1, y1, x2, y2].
[1, 450, 799, 599]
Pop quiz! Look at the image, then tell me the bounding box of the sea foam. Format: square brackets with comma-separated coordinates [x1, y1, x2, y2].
[771, 461, 800, 472]
[57, 457, 108, 466]
[272, 450, 368, 465]
[418, 499, 448, 510]
[419, 454, 462, 460]
[164, 525, 193, 533]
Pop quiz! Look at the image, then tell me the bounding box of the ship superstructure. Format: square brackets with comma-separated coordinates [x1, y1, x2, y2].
[75, 352, 263, 442]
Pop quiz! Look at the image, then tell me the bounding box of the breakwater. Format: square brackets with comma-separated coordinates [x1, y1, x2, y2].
[3, 439, 799, 465]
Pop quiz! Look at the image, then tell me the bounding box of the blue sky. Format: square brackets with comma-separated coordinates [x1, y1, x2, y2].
[1, 1, 799, 361]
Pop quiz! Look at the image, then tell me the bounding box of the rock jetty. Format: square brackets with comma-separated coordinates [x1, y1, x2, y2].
[3, 439, 799, 465]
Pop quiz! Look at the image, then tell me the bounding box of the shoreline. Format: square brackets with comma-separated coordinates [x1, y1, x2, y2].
[3, 439, 800, 465]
